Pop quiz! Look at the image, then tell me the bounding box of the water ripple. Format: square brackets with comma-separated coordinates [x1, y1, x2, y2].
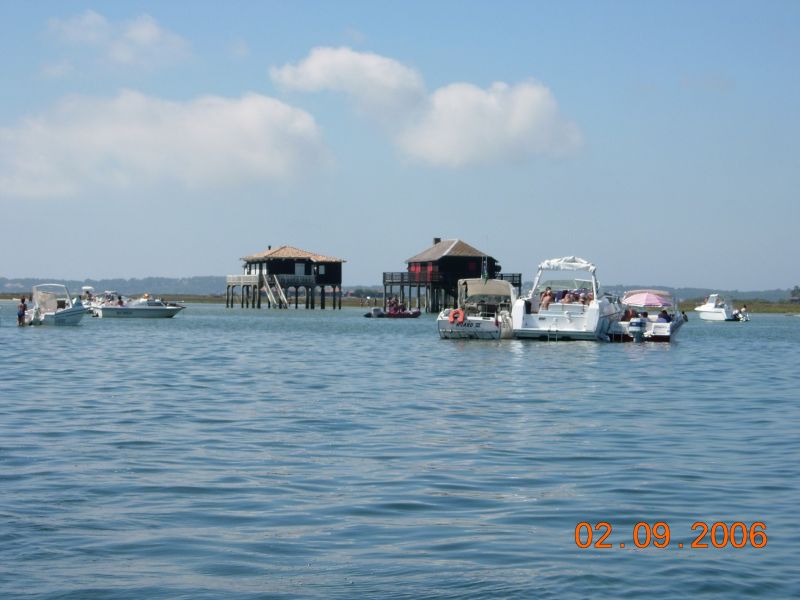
[1, 305, 798, 598]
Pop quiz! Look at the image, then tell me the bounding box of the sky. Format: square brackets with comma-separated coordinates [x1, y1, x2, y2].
[1, 1, 798, 289]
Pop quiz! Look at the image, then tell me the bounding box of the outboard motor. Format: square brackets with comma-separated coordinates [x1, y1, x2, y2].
[628, 317, 647, 342]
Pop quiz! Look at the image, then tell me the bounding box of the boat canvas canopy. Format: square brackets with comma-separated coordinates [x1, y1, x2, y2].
[538, 256, 596, 273]
[458, 278, 514, 298]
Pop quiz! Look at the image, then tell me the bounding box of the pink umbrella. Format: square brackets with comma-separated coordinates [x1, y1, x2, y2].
[622, 291, 672, 307]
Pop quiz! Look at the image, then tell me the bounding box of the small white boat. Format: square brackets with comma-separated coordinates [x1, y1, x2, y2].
[437, 278, 517, 340]
[694, 294, 748, 321]
[93, 293, 185, 318]
[25, 284, 87, 326]
[511, 256, 623, 341]
[609, 289, 686, 342]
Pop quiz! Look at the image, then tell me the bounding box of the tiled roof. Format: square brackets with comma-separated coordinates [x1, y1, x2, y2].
[243, 245, 345, 263]
[406, 239, 489, 263]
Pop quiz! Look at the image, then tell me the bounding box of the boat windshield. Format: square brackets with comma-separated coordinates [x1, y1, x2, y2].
[535, 277, 593, 294]
[32, 285, 71, 312]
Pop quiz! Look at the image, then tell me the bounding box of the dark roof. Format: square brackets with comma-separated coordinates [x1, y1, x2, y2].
[243, 245, 345, 263]
[406, 239, 490, 263]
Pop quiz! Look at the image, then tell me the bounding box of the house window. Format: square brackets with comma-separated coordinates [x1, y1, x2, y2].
[319, 265, 326, 275]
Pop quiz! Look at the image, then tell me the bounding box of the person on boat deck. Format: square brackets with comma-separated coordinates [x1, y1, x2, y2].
[540, 287, 554, 310]
[17, 296, 27, 326]
[621, 307, 637, 322]
[657, 309, 672, 323]
[579, 293, 588, 305]
[117, 295, 124, 306]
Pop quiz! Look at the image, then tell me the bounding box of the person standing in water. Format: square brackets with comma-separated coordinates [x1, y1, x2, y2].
[17, 296, 27, 326]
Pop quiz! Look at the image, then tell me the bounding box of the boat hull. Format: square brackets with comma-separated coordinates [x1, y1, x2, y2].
[27, 306, 87, 326]
[511, 299, 621, 341]
[437, 313, 512, 340]
[695, 309, 734, 321]
[94, 306, 184, 318]
[697, 311, 733, 321]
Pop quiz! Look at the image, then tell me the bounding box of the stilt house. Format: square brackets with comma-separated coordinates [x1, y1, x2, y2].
[226, 245, 345, 309]
[383, 237, 522, 312]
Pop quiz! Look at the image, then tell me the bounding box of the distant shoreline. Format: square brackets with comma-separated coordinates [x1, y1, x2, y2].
[2, 293, 799, 313]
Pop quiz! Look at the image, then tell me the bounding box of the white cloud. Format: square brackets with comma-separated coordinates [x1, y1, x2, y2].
[110, 15, 189, 66]
[48, 11, 190, 68]
[0, 91, 327, 198]
[270, 46, 426, 115]
[270, 47, 581, 167]
[398, 81, 583, 167]
[48, 10, 110, 45]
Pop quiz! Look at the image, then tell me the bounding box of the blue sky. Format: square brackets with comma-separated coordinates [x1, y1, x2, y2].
[1, 1, 798, 289]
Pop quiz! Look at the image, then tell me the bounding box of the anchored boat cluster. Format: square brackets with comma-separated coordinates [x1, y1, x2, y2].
[13, 238, 747, 340]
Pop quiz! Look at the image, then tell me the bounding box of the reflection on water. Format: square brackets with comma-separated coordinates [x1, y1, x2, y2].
[1, 303, 798, 598]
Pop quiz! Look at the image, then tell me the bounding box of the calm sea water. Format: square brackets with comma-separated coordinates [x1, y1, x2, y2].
[1, 301, 798, 599]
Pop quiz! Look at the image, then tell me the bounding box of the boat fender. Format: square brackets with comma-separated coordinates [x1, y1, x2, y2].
[449, 308, 465, 324]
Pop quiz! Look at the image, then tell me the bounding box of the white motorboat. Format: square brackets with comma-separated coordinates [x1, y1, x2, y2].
[25, 284, 87, 326]
[511, 256, 622, 341]
[437, 278, 518, 340]
[93, 293, 185, 318]
[694, 294, 748, 321]
[609, 289, 686, 342]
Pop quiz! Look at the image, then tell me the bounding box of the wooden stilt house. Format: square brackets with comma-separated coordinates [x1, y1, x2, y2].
[383, 237, 522, 312]
[226, 245, 345, 309]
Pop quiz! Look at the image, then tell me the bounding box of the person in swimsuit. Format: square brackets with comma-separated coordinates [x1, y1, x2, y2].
[17, 296, 27, 326]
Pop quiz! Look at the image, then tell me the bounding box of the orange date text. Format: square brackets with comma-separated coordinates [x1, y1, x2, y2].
[574, 521, 767, 549]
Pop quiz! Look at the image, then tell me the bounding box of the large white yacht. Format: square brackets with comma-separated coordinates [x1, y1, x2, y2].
[511, 256, 622, 341]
